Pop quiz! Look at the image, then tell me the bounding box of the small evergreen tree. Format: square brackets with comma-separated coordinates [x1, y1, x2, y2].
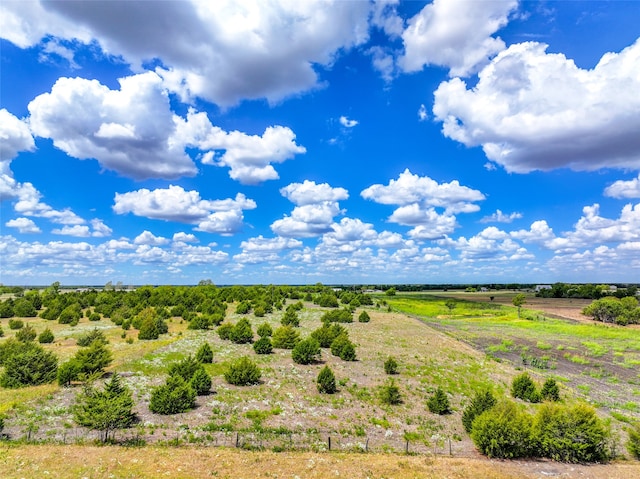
[57, 359, 81, 386]
[281, 308, 300, 327]
[317, 366, 337, 394]
[253, 336, 273, 354]
[195, 343, 213, 363]
[38, 328, 55, 344]
[190, 367, 212, 395]
[168, 356, 201, 381]
[511, 372, 540, 403]
[462, 390, 497, 433]
[256, 322, 273, 338]
[217, 322, 234, 340]
[15, 324, 37, 342]
[0, 341, 58, 388]
[540, 378, 560, 402]
[379, 379, 402, 405]
[471, 400, 533, 459]
[358, 311, 371, 323]
[427, 387, 451, 415]
[330, 334, 356, 361]
[230, 318, 254, 344]
[384, 356, 398, 375]
[138, 315, 159, 340]
[272, 325, 300, 349]
[149, 375, 196, 414]
[74, 340, 113, 377]
[73, 373, 136, 442]
[291, 337, 321, 365]
[224, 356, 261, 386]
[627, 422, 640, 460]
[8, 319, 23, 330]
[76, 328, 108, 347]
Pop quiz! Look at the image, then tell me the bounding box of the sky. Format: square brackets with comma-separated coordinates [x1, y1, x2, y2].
[1, 0, 640, 286]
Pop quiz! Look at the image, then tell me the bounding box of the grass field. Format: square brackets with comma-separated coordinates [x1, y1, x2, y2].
[1, 291, 640, 477]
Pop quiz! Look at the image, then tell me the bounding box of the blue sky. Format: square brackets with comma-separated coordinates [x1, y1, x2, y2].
[1, 0, 640, 286]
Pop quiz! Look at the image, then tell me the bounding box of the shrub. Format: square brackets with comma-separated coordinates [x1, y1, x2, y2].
[88, 312, 101, 321]
[321, 309, 353, 323]
[384, 356, 398, 375]
[230, 318, 254, 344]
[291, 337, 321, 365]
[358, 311, 370, 323]
[0, 341, 58, 388]
[0, 301, 14, 318]
[149, 375, 196, 414]
[74, 340, 113, 377]
[532, 402, 610, 463]
[195, 343, 213, 364]
[224, 356, 261, 386]
[188, 314, 212, 330]
[272, 325, 300, 349]
[8, 319, 24, 330]
[235, 301, 251, 314]
[256, 322, 273, 337]
[427, 387, 451, 415]
[12, 298, 37, 317]
[317, 366, 337, 394]
[76, 328, 108, 347]
[379, 379, 402, 405]
[281, 308, 300, 327]
[471, 400, 533, 459]
[311, 324, 345, 348]
[57, 360, 80, 386]
[253, 336, 273, 355]
[190, 367, 212, 395]
[138, 315, 159, 340]
[58, 303, 82, 325]
[627, 422, 640, 459]
[253, 305, 266, 318]
[0, 326, 4, 337]
[330, 334, 356, 361]
[462, 390, 497, 433]
[217, 322, 234, 340]
[540, 378, 560, 402]
[512, 372, 540, 403]
[168, 356, 201, 381]
[38, 328, 54, 344]
[15, 324, 37, 342]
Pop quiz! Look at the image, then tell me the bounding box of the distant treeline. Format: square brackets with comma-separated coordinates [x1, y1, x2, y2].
[535, 282, 638, 300]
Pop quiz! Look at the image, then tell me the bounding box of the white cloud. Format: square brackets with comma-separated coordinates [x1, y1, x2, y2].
[433, 38, 640, 173]
[442, 227, 525, 261]
[0, 109, 34, 163]
[339, 116, 359, 128]
[12, 181, 84, 224]
[114, 185, 255, 236]
[280, 180, 349, 206]
[399, 0, 517, 77]
[604, 174, 640, 199]
[28, 72, 198, 180]
[90, 219, 112, 238]
[361, 169, 484, 213]
[417, 104, 428, 121]
[3, 1, 371, 107]
[134, 231, 170, 246]
[5, 217, 41, 234]
[180, 109, 306, 184]
[480, 209, 523, 224]
[52, 225, 90, 237]
[173, 232, 199, 244]
[233, 235, 303, 264]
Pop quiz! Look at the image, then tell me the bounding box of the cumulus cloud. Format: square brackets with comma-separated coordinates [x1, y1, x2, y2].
[399, 0, 517, 77]
[52, 225, 91, 237]
[0, 109, 35, 163]
[134, 231, 169, 246]
[114, 185, 256, 235]
[604, 174, 640, 199]
[480, 209, 523, 224]
[233, 235, 303, 264]
[339, 116, 359, 128]
[280, 180, 349, 206]
[441, 226, 528, 261]
[3, 1, 371, 106]
[28, 72, 198, 180]
[180, 110, 306, 185]
[11, 181, 84, 224]
[5, 217, 41, 234]
[173, 232, 199, 244]
[433, 38, 640, 173]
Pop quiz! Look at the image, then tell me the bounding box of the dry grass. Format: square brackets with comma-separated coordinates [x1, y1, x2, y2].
[1, 445, 638, 479]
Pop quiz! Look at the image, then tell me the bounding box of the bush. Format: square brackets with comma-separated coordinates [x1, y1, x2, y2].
[317, 366, 337, 394]
[38, 328, 54, 344]
[310, 324, 345, 348]
[358, 311, 370, 323]
[256, 322, 273, 338]
[281, 308, 300, 327]
[471, 400, 533, 459]
[627, 422, 640, 459]
[540, 378, 560, 402]
[0, 341, 58, 388]
[15, 324, 37, 342]
[188, 314, 212, 330]
[384, 356, 398, 375]
[12, 298, 37, 317]
[8, 319, 23, 330]
[168, 356, 201, 381]
[379, 379, 402, 405]
[427, 387, 451, 415]
[224, 356, 261, 386]
[88, 312, 101, 322]
[195, 343, 213, 363]
[512, 372, 540, 403]
[462, 390, 497, 433]
[321, 309, 353, 323]
[138, 315, 159, 340]
[272, 325, 300, 349]
[76, 328, 108, 347]
[0, 301, 14, 318]
[190, 367, 212, 395]
[532, 402, 610, 463]
[57, 360, 81, 386]
[330, 334, 356, 361]
[0, 326, 4, 337]
[230, 318, 254, 344]
[149, 375, 196, 414]
[253, 336, 273, 355]
[73, 341, 113, 377]
[217, 322, 234, 340]
[291, 337, 321, 365]
[235, 301, 251, 314]
[58, 303, 82, 325]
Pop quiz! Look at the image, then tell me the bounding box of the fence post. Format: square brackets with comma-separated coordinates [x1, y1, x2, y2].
[235, 432, 239, 448]
[328, 436, 331, 451]
[449, 437, 452, 456]
[365, 437, 369, 453]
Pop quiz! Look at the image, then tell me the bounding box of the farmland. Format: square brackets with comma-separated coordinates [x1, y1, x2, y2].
[0, 286, 639, 478]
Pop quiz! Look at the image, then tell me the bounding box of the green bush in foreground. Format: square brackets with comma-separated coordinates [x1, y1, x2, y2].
[272, 325, 300, 349]
[195, 343, 214, 364]
[224, 356, 261, 386]
[37, 328, 54, 344]
[540, 378, 560, 402]
[317, 366, 336, 394]
[471, 400, 533, 459]
[291, 337, 321, 365]
[0, 341, 58, 388]
[358, 311, 370, 323]
[462, 390, 496, 433]
[511, 372, 540, 403]
[427, 387, 451, 415]
[253, 336, 273, 355]
[627, 422, 640, 459]
[149, 375, 196, 415]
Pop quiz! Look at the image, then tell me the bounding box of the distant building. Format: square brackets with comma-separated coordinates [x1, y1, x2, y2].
[535, 285, 552, 292]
